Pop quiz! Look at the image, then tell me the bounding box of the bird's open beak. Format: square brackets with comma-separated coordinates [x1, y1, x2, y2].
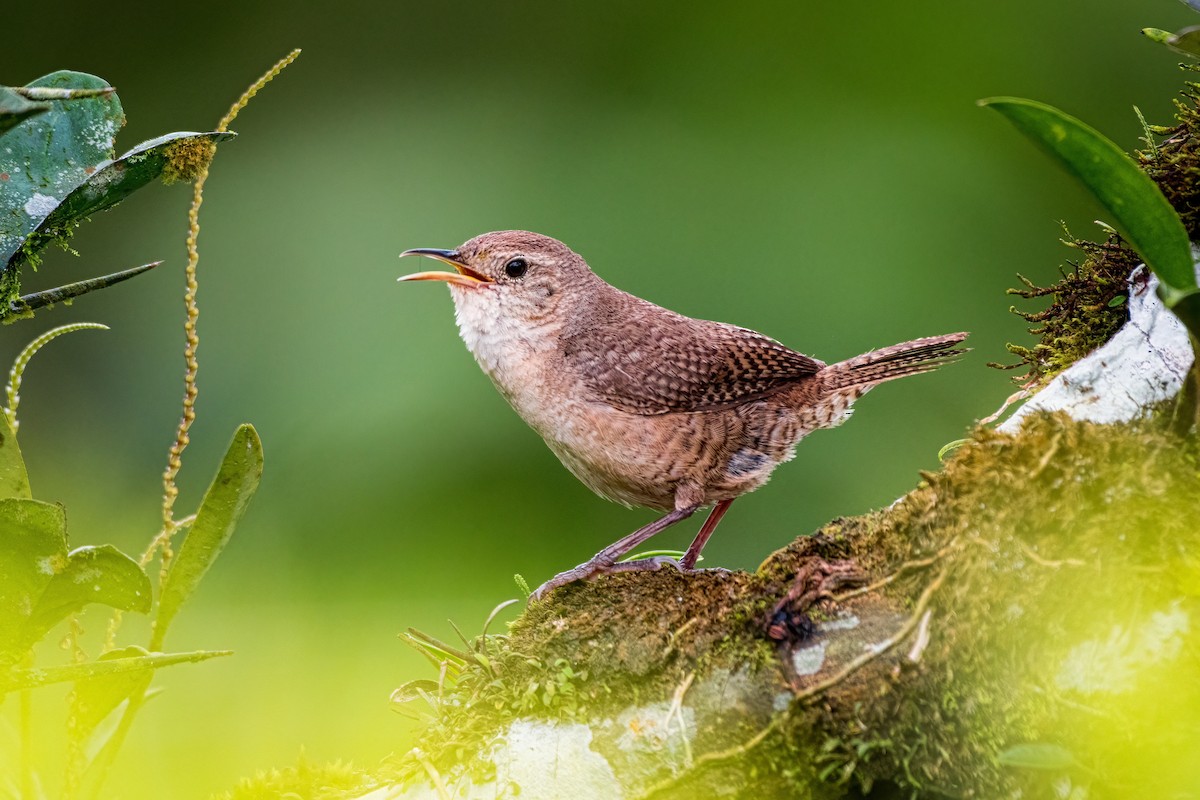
[398, 248, 493, 288]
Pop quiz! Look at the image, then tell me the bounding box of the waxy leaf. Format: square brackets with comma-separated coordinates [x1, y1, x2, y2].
[28, 545, 151, 640]
[14, 131, 234, 271]
[979, 98, 1197, 301]
[0, 498, 66, 663]
[0, 71, 121, 269]
[153, 425, 263, 648]
[0, 413, 31, 500]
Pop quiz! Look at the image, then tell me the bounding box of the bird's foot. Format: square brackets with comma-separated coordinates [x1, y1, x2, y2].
[530, 557, 691, 601]
[603, 556, 685, 574]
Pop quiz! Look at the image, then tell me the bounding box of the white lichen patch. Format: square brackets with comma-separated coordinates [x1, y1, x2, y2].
[1000, 264, 1196, 431]
[23, 192, 59, 220]
[356, 720, 622, 799]
[610, 700, 695, 756]
[36, 555, 59, 575]
[791, 640, 828, 676]
[817, 612, 860, 633]
[84, 117, 118, 153]
[1055, 600, 1190, 695]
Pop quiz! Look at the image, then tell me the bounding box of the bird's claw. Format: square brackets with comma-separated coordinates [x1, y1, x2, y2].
[530, 556, 692, 602]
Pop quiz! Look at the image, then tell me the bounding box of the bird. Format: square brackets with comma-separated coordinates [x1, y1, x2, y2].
[398, 231, 967, 600]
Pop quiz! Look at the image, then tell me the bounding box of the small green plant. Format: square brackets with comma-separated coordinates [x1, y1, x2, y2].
[978, 97, 1200, 338]
[0, 52, 297, 799]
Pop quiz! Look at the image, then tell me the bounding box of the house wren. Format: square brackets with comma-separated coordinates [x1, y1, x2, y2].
[399, 231, 967, 600]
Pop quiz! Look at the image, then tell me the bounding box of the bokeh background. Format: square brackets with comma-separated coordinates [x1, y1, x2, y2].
[2, 1, 1195, 796]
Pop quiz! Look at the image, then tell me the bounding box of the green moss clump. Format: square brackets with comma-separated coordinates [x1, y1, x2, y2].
[162, 137, 216, 184]
[991, 232, 1138, 385]
[216, 754, 373, 800]
[773, 414, 1200, 798]
[1139, 69, 1200, 239]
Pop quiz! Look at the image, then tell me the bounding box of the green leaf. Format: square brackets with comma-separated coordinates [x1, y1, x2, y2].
[14, 131, 234, 272]
[0, 71, 122, 270]
[1143, 26, 1200, 58]
[0, 412, 31, 500]
[2, 648, 232, 693]
[153, 424, 263, 648]
[997, 742, 1077, 771]
[0, 498, 66, 663]
[27, 545, 151, 640]
[979, 97, 1197, 296]
[11, 261, 160, 316]
[70, 646, 156, 745]
[0, 86, 49, 135]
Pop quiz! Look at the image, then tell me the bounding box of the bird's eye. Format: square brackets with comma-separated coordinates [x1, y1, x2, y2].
[504, 258, 528, 279]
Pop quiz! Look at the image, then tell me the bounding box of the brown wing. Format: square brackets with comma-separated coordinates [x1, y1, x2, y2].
[561, 292, 823, 415]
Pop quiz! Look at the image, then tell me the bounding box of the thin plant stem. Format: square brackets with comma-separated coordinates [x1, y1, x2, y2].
[84, 51, 300, 800]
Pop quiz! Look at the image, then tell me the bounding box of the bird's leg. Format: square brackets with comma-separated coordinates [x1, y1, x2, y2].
[679, 498, 734, 570]
[530, 505, 698, 601]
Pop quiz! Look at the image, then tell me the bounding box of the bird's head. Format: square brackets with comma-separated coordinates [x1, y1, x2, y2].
[399, 231, 601, 374]
[399, 230, 594, 324]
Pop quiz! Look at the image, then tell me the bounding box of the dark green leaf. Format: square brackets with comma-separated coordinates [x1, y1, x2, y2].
[28, 545, 151, 640]
[0, 498, 66, 663]
[980, 98, 1196, 297]
[11, 261, 160, 317]
[0, 71, 122, 270]
[0, 413, 31, 500]
[0, 87, 49, 135]
[15, 132, 234, 271]
[2, 648, 232, 693]
[153, 425, 263, 648]
[997, 743, 1077, 771]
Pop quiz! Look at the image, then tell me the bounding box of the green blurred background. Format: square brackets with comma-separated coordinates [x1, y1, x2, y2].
[2, 1, 1195, 796]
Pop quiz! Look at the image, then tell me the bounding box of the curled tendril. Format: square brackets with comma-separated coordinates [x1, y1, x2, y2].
[5, 322, 109, 431]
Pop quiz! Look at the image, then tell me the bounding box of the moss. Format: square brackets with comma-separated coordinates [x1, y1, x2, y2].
[792, 414, 1200, 798]
[215, 753, 374, 800]
[993, 73, 1200, 388]
[990, 232, 1137, 386]
[376, 410, 1198, 799]
[1138, 67, 1200, 239]
[162, 137, 216, 184]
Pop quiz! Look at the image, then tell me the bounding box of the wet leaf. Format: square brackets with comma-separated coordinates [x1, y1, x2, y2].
[0, 71, 121, 269]
[28, 545, 151, 640]
[15, 131, 234, 271]
[0, 498, 66, 663]
[980, 98, 1196, 299]
[153, 425, 263, 648]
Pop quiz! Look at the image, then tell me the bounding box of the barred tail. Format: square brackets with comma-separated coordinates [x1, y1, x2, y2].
[823, 332, 969, 392]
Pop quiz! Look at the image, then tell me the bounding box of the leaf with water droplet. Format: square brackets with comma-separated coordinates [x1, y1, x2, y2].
[28, 545, 150, 641]
[0, 71, 121, 271]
